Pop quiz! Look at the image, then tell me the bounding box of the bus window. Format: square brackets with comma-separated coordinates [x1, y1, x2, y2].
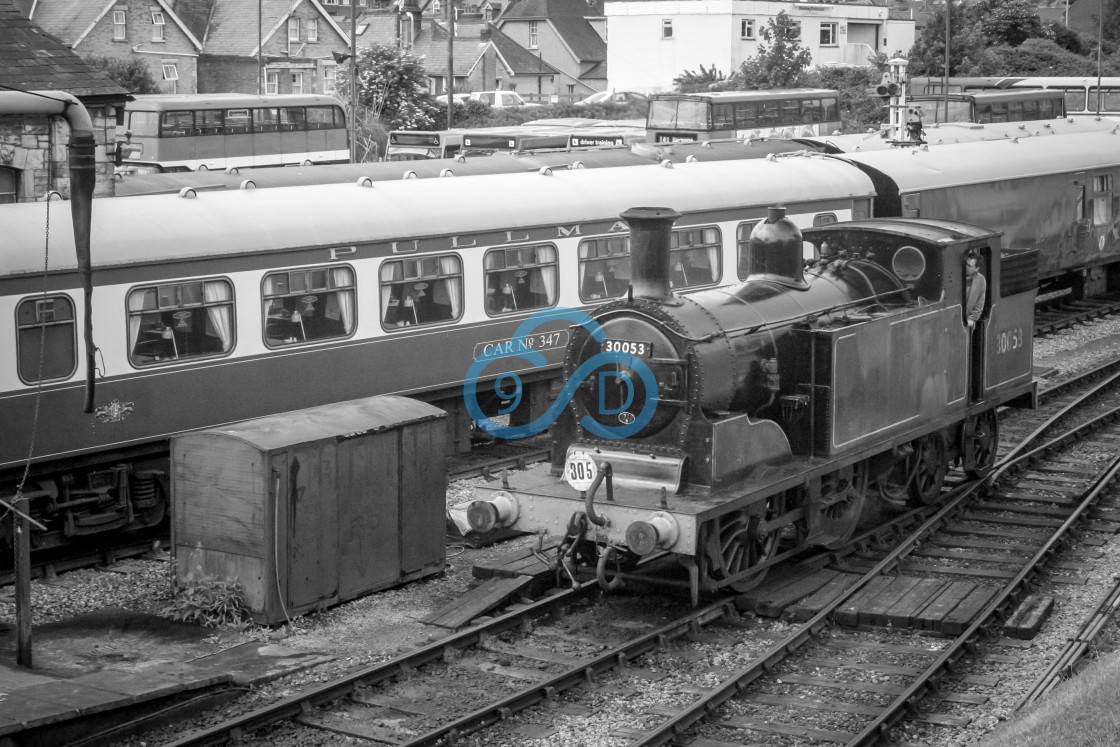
[989, 101, 1008, 122]
[1063, 89, 1086, 113]
[1090, 87, 1120, 113]
[253, 107, 280, 133]
[712, 103, 735, 129]
[161, 111, 193, 137]
[1021, 98, 1038, 119]
[800, 99, 822, 123]
[822, 97, 839, 121]
[306, 106, 337, 129]
[280, 107, 307, 131]
[225, 108, 251, 133]
[734, 102, 758, 128]
[197, 109, 223, 135]
[759, 100, 781, 126]
[779, 98, 800, 124]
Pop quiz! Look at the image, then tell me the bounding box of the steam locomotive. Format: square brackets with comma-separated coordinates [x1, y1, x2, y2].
[466, 208, 1037, 603]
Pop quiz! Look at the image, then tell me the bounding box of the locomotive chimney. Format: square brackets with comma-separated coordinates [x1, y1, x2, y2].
[746, 206, 809, 289]
[622, 206, 682, 304]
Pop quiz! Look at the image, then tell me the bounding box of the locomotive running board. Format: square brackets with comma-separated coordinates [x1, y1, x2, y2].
[566, 445, 685, 493]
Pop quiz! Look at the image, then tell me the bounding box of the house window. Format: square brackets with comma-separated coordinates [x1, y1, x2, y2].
[151, 11, 165, 41]
[529, 21, 538, 49]
[0, 166, 16, 204]
[291, 72, 304, 94]
[161, 63, 178, 81]
[266, 72, 279, 95]
[127, 280, 235, 366]
[288, 17, 300, 42]
[741, 19, 755, 39]
[308, 18, 319, 42]
[324, 64, 337, 92]
[662, 19, 673, 39]
[17, 296, 77, 383]
[112, 9, 126, 40]
[820, 22, 837, 46]
[380, 255, 463, 329]
[263, 266, 355, 347]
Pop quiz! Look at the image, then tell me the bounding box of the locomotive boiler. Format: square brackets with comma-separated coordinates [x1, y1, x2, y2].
[467, 207, 1038, 603]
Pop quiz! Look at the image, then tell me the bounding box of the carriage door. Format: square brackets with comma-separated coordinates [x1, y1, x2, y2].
[969, 249, 991, 402]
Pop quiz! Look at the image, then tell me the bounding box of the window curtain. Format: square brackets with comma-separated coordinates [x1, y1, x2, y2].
[127, 292, 145, 354]
[203, 281, 232, 350]
[330, 268, 355, 333]
[535, 246, 557, 304]
[380, 262, 402, 323]
[438, 256, 462, 317]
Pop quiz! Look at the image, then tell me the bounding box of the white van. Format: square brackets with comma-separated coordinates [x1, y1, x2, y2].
[469, 91, 536, 108]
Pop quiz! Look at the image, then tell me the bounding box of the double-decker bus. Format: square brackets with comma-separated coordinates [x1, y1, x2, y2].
[116, 94, 349, 173]
[645, 89, 841, 143]
[908, 89, 1066, 125]
[384, 130, 464, 161]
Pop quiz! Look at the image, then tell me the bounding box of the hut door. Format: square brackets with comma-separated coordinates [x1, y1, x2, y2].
[284, 445, 339, 609]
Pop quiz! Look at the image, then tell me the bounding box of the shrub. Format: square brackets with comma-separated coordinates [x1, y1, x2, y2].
[163, 573, 251, 628]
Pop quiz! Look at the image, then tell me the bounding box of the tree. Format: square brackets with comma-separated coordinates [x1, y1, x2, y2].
[673, 65, 727, 92]
[734, 11, 813, 89]
[907, 0, 1050, 76]
[83, 55, 160, 94]
[980, 0, 1045, 47]
[334, 43, 440, 141]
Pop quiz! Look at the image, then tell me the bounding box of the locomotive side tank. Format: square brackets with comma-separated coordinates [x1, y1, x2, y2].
[468, 208, 1037, 603]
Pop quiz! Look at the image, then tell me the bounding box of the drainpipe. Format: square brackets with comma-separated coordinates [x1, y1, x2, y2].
[0, 90, 97, 413]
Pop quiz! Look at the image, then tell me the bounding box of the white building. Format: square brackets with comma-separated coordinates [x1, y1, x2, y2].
[605, 0, 916, 93]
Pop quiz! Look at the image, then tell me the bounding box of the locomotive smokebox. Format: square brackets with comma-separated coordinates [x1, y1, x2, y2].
[747, 206, 808, 289]
[622, 206, 682, 304]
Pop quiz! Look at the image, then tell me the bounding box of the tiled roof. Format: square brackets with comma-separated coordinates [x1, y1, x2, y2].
[498, 0, 604, 63]
[0, 0, 128, 98]
[488, 25, 563, 75]
[26, 0, 105, 44]
[500, 0, 602, 21]
[167, 0, 219, 43]
[204, 0, 336, 56]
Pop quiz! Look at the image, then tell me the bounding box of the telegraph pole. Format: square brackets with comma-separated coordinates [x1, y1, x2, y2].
[447, 0, 454, 131]
[258, 0, 263, 95]
[351, 0, 358, 162]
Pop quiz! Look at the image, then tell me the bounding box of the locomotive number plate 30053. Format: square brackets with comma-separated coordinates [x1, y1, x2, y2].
[603, 339, 653, 357]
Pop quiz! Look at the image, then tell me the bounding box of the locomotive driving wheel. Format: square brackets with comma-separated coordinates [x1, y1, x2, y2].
[813, 462, 868, 549]
[964, 409, 999, 478]
[700, 496, 782, 593]
[909, 432, 948, 505]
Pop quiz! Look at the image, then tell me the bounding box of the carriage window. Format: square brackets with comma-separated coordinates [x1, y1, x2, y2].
[17, 296, 76, 383]
[1093, 175, 1113, 225]
[736, 221, 759, 280]
[263, 265, 355, 347]
[579, 235, 631, 302]
[670, 226, 721, 288]
[484, 245, 558, 315]
[127, 279, 234, 366]
[380, 255, 462, 328]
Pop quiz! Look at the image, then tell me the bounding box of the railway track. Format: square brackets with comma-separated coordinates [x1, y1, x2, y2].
[125, 356, 1120, 746]
[1033, 291, 1120, 336]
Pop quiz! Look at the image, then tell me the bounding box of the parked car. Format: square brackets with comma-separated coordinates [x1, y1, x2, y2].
[575, 91, 649, 107]
[469, 91, 537, 108]
[436, 93, 470, 106]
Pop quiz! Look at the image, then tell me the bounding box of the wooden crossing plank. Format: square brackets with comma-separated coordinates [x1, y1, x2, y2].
[718, 716, 854, 744]
[913, 582, 976, 631]
[471, 541, 558, 580]
[883, 578, 951, 628]
[833, 575, 896, 627]
[783, 572, 862, 622]
[899, 560, 1016, 579]
[735, 567, 841, 618]
[420, 575, 534, 629]
[859, 576, 926, 626]
[822, 639, 943, 656]
[976, 501, 1074, 516]
[940, 585, 1000, 635]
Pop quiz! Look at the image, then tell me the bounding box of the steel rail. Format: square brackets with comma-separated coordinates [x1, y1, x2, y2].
[631, 398, 1120, 746]
[162, 581, 600, 747]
